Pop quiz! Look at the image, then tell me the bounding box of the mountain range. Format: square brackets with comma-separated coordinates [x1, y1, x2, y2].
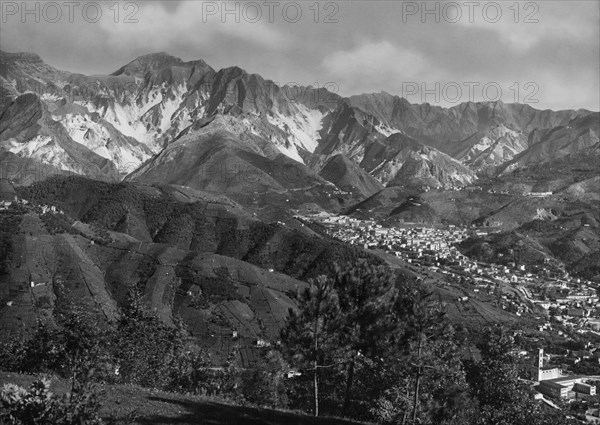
[1, 49, 599, 365]
[2, 50, 597, 196]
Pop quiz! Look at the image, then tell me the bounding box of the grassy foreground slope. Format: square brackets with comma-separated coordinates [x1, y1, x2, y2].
[0, 372, 364, 425]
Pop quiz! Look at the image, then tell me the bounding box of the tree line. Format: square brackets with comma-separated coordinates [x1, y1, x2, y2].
[1, 260, 580, 424]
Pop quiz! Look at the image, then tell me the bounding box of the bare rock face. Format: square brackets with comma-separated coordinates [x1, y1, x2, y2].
[0, 49, 596, 200]
[318, 153, 383, 198]
[498, 113, 600, 174]
[0, 93, 119, 182]
[349, 93, 587, 154]
[359, 133, 476, 189]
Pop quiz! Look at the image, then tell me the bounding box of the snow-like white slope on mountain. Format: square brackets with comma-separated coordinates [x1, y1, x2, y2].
[267, 104, 323, 153]
[56, 114, 111, 155]
[53, 113, 152, 173]
[360, 134, 477, 188]
[152, 84, 188, 133]
[375, 122, 401, 137]
[274, 140, 304, 163]
[41, 93, 62, 102]
[3, 136, 79, 173]
[69, 73, 325, 165]
[76, 84, 198, 153]
[78, 99, 154, 150]
[459, 124, 528, 169]
[76, 86, 166, 151]
[166, 91, 207, 141]
[203, 113, 306, 164]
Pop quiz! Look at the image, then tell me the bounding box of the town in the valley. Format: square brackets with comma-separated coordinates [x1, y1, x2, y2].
[297, 210, 600, 415]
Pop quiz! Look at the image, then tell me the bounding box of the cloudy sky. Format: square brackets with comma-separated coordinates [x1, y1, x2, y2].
[2, 0, 599, 110]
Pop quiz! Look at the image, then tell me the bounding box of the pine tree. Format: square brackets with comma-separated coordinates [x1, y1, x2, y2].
[331, 259, 398, 415]
[370, 285, 474, 425]
[282, 261, 475, 423]
[281, 275, 340, 416]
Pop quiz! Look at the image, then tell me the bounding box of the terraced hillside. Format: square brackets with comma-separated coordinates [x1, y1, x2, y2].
[0, 176, 532, 368]
[1, 176, 384, 365]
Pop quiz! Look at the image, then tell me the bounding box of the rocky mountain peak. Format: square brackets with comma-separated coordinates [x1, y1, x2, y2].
[0, 50, 44, 63]
[111, 52, 213, 78]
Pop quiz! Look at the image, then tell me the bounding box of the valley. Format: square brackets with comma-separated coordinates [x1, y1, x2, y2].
[1, 47, 599, 362]
[0, 46, 599, 424]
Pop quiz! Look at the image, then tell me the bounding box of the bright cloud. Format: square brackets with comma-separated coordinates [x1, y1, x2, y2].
[321, 40, 438, 95]
[455, 1, 598, 52]
[99, 1, 292, 53]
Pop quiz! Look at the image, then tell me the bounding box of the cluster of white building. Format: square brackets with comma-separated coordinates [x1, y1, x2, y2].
[300, 213, 599, 323]
[39, 204, 62, 215]
[306, 213, 469, 261]
[532, 348, 598, 399]
[0, 195, 28, 210]
[0, 195, 62, 215]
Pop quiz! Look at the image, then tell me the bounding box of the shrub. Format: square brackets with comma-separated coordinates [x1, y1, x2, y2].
[0, 378, 102, 425]
[111, 294, 191, 390]
[239, 350, 289, 409]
